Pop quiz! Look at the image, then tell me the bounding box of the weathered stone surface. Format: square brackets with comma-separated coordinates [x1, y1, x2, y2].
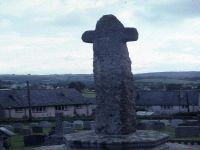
[65, 130, 169, 150]
[64, 14, 170, 150]
[82, 14, 138, 135]
[160, 120, 170, 126]
[73, 120, 84, 130]
[83, 121, 94, 130]
[63, 121, 73, 128]
[179, 120, 199, 126]
[55, 112, 64, 136]
[24, 135, 46, 146]
[137, 121, 165, 130]
[45, 135, 65, 146]
[39, 121, 52, 128]
[30, 122, 39, 127]
[44, 112, 65, 145]
[170, 119, 183, 128]
[32, 126, 43, 133]
[32, 144, 65, 150]
[167, 143, 200, 150]
[32, 143, 200, 150]
[175, 126, 200, 138]
[64, 127, 73, 134]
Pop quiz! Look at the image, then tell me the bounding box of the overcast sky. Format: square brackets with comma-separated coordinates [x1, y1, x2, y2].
[0, 0, 200, 75]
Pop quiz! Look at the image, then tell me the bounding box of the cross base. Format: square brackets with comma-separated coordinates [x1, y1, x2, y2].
[64, 130, 169, 150]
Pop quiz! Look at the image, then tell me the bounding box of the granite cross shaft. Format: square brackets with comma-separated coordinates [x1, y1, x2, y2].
[82, 15, 138, 135]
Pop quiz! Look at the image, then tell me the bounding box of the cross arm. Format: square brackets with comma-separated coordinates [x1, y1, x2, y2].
[122, 28, 138, 42]
[82, 30, 95, 43]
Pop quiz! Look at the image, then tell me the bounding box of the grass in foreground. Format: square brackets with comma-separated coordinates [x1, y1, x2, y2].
[8, 128, 51, 150]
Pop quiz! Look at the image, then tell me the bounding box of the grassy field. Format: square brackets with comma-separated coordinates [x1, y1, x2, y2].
[135, 78, 200, 84]
[159, 126, 176, 138]
[8, 135, 28, 150]
[82, 90, 96, 98]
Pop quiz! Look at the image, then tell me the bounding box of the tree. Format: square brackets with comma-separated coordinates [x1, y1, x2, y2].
[68, 81, 86, 92]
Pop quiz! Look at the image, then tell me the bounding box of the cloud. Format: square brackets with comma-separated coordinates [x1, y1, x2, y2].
[130, 0, 200, 26]
[0, 0, 199, 74]
[0, 32, 93, 74]
[131, 48, 200, 73]
[0, 0, 118, 17]
[0, 19, 10, 28]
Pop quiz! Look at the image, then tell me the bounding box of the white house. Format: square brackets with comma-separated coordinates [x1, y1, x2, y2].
[136, 90, 200, 114]
[0, 88, 96, 119]
[0, 89, 199, 120]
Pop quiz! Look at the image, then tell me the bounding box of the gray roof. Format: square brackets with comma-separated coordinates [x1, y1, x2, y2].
[83, 91, 200, 106]
[0, 88, 89, 109]
[0, 90, 22, 108]
[136, 90, 200, 106]
[85, 98, 96, 105]
[0, 89, 199, 109]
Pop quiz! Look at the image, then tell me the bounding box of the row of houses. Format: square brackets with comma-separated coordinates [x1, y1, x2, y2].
[0, 89, 199, 119]
[0, 88, 95, 119]
[136, 90, 200, 114]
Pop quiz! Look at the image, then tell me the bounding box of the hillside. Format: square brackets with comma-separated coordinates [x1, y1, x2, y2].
[0, 71, 200, 85]
[135, 71, 200, 79]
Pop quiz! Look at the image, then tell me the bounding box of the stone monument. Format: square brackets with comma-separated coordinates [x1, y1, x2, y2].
[55, 112, 64, 136]
[45, 111, 65, 145]
[65, 14, 169, 150]
[82, 14, 137, 135]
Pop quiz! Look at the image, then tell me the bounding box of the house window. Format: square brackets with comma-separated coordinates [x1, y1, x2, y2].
[75, 105, 82, 109]
[32, 107, 46, 113]
[55, 105, 64, 110]
[15, 108, 24, 113]
[181, 105, 187, 109]
[144, 106, 151, 109]
[55, 105, 69, 111]
[161, 105, 166, 109]
[167, 105, 173, 109]
[161, 105, 173, 110]
[64, 106, 69, 110]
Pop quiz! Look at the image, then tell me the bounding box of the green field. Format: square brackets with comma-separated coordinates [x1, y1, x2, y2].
[82, 90, 96, 98]
[135, 78, 200, 84]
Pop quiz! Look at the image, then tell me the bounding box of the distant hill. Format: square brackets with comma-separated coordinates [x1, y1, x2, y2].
[0, 71, 200, 85]
[0, 74, 93, 84]
[135, 71, 200, 79]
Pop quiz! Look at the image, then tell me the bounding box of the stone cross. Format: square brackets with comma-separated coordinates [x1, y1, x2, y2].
[55, 111, 64, 136]
[82, 14, 138, 135]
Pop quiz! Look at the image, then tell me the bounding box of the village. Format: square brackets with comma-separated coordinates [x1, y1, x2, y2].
[0, 81, 200, 120]
[0, 74, 200, 149]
